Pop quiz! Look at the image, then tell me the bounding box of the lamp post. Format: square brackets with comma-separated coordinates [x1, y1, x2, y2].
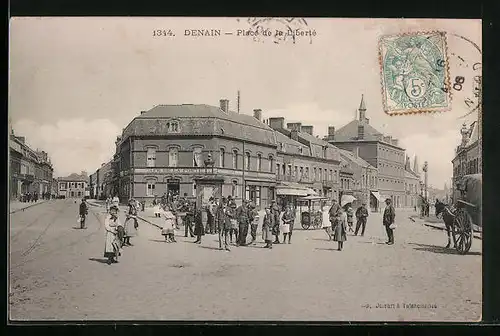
[422, 161, 428, 202]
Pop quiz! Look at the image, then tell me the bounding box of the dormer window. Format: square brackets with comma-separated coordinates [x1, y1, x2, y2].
[166, 121, 180, 133]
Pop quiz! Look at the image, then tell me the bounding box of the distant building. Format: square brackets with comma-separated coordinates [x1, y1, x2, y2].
[338, 148, 379, 211]
[452, 121, 481, 201]
[58, 172, 89, 198]
[327, 95, 406, 208]
[268, 119, 342, 201]
[403, 155, 421, 209]
[89, 160, 113, 199]
[9, 128, 54, 200]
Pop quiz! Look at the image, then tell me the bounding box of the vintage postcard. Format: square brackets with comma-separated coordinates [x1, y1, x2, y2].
[8, 17, 482, 322]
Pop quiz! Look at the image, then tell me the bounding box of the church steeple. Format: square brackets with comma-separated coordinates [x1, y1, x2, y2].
[358, 94, 366, 121]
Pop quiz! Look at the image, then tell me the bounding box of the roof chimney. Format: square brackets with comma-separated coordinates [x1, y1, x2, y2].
[220, 99, 229, 113]
[287, 122, 302, 131]
[140, 111, 146, 115]
[327, 126, 335, 141]
[253, 109, 262, 121]
[357, 125, 364, 140]
[391, 139, 399, 146]
[268, 117, 285, 130]
[301, 125, 313, 135]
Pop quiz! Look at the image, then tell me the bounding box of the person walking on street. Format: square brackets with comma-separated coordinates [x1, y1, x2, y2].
[329, 198, 341, 242]
[226, 197, 238, 244]
[79, 199, 88, 229]
[123, 198, 139, 246]
[249, 203, 260, 245]
[354, 203, 369, 236]
[104, 205, 122, 265]
[193, 204, 206, 244]
[184, 200, 195, 238]
[236, 200, 250, 246]
[270, 200, 281, 244]
[383, 198, 396, 245]
[207, 197, 216, 234]
[346, 204, 354, 233]
[333, 204, 348, 251]
[262, 207, 274, 249]
[216, 197, 231, 251]
[282, 204, 295, 244]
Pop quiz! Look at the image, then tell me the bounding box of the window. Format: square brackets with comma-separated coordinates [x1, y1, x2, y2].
[166, 121, 179, 133]
[305, 167, 309, 180]
[232, 150, 238, 169]
[193, 147, 202, 167]
[319, 168, 323, 181]
[231, 180, 238, 197]
[276, 163, 280, 176]
[169, 148, 178, 167]
[59, 183, 67, 190]
[146, 181, 156, 196]
[245, 152, 250, 170]
[294, 166, 298, 178]
[313, 167, 317, 181]
[287, 164, 292, 176]
[219, 149, 225, 168]
[268, 155, 274, 172]
[147, 148, 156, 167]
[257, 154, 262, 171]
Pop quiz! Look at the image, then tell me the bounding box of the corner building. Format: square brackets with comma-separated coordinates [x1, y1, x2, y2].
[114, 100, 278, 208]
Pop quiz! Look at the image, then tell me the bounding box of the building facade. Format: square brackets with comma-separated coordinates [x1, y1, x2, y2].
[9, 130, 54, 200]
[58, 172, 89, 198]
[452, 121, 481, 201]
[112, 101, 278, 208]
[338, 148, 379, 211]
[268, 119, 341, 201]
[89, 160, 114, 199]
[403, 155, 421, 209]
[327, 95, 406, 208]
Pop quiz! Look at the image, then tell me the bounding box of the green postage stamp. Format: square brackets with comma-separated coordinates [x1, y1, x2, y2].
[379, 31, 451, 115]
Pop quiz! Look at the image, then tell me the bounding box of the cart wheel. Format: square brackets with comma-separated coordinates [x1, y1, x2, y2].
[302, 222, 311, 230]
[452, 208, 473, 255]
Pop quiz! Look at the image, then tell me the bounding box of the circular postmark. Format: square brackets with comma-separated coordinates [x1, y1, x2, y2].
[236, 17, 315, 44]
[445, 33, 482, 119]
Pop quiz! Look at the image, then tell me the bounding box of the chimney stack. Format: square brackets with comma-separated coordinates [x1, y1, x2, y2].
[327, 126, 335, 141]
[301, 125, 313, 135]
[357, 125, 365, 140]
[140, 111, 146, 115]
[268, 117, 285, 130]
[253, 109, 262, 121]
[220, 99, 229, 113]
[286, 122, 302, 131]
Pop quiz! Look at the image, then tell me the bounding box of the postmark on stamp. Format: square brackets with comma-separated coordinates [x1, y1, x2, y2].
[379, 31, 451, 115]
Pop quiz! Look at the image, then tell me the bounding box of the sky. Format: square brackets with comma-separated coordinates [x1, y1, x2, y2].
[9, 17, 481, 188]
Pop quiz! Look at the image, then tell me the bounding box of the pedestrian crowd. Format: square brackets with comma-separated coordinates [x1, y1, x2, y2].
[98, 193, 398, 265]
[18, 191, 52, 203]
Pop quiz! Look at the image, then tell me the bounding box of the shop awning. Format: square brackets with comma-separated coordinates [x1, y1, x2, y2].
[276, 187, 309, 196]
[371, 191, 382, 202]
[306, 188, 318, 196]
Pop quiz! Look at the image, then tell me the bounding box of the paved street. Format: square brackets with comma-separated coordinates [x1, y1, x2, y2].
[9, 200, 481, 321]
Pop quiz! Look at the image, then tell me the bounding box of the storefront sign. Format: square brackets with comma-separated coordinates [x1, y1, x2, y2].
[134, 167, 216, 175]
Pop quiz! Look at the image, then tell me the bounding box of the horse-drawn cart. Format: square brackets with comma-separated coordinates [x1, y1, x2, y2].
[452, 174, 482, 255]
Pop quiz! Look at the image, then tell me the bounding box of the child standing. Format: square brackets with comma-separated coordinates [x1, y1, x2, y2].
[161, 206, 177, 243]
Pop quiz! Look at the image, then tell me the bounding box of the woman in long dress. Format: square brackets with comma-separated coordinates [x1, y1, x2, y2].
[104, 205, 122, 264]
[123, 199, 139, 246]
[161, 205, 177, 242]
[332, 205, 348, 251]
[281, 204, 295, 244]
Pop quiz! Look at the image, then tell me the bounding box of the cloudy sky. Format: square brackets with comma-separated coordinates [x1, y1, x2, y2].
[9, 17, 481, 188]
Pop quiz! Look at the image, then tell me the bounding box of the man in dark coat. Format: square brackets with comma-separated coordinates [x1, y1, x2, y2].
[383, 198, 396, 245]
[79, 199, 88, 229]
[270, 200, 281, 244]
[194, 205, 206, 244]
[184, 200, 195, 238]
[207, 197, 216, 234]
[216, 197, 231, 251]
[354, 203, 369, 236]
[236, 200, 251, 246]
[329, 198, 341, 227]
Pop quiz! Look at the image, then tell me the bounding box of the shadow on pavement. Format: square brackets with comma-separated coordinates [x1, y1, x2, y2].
[149, 239, 168, 243]
[409, 242, 482, 256]
[198, 245, 223, 250]
[89, 258, 110, 264]
[314, 248, 338, 251]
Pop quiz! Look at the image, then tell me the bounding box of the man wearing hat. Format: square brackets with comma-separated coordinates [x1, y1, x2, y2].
[383, 198, 396, 245]
[354, 202, 369, 236]
[249, 202, 260, 245]
[270, 200, 281, 244]
[236, 200, 251, 246]
[328, 198, 341, 234]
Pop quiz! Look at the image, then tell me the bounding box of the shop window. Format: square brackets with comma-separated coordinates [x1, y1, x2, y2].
[147, 148, 156, 167]
[169, 148, 178, 167]
[147, 181, 156, 196]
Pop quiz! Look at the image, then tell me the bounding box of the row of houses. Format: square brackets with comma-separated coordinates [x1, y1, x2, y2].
[89, 95, 423, 211]
[9, 128, 56, 199]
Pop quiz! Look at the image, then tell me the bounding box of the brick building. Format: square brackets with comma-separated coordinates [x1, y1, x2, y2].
[89, 160, 113, 200]
[327, 95, 406, 208]
[9, 129, 54, 200]
[111, 100, 277, 208]
[403, 155, 421, 209]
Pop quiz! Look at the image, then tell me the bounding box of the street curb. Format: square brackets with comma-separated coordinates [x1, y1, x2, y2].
[9, 200, 49, 214]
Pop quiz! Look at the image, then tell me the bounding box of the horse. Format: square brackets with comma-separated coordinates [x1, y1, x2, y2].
[434, 200, 456, 249]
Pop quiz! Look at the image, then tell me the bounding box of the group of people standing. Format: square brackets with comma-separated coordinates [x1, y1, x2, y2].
[19, 192, 49, 203]
[323, 197, 396, 251]
[103, 197, 140, 265]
